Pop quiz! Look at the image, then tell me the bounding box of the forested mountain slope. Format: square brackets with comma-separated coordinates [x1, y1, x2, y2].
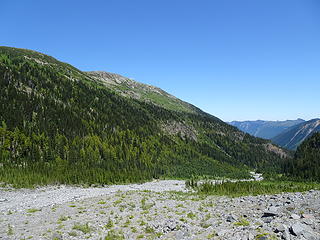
[0, 46, 286, 186]
[229, 119, 305, 139]
[282, 132, 320, 180]
[272, 119, 320, 150]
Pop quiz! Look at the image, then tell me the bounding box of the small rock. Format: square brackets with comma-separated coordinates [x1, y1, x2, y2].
[247, 232, 254, 240]
[282, 230, 291, 240]
[217, 229, 228, 236]
[274, 224, 288, 233]
[303, 218, 314, 226]
[302, 230, 320, 240]
[289, 222, 312, 236]
[263, 217, 273, 224]
[255, 236, 268, 240]
[290, 213, 300, 220]
[173, 230, 185, 239]
[226, 214, 237, 222]
[51, 232, 63, 240]
[302, 214, 314, 219]
[262, 206, 279, 217]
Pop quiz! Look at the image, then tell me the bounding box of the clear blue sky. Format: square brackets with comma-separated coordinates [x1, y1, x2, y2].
[1, 0, 319, 121]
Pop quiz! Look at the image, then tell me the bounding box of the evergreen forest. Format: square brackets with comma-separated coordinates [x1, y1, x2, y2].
[0, 47, 287, 187]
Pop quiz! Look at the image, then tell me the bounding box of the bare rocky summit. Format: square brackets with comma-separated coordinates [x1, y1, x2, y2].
[0, 182, 319, 240]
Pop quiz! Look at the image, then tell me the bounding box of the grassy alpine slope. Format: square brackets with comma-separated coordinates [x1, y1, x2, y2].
[0, 46, 285, 187]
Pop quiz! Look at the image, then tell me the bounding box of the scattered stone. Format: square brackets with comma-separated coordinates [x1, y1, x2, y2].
[303, 218, 314, 226]
[162, 219, 179, 232]
[282, 230, 291, 240]
[255, 236, 268, 240]
[247, 232, 255, 240]
[226, 214, 237, 222]
[302, 214, 314, 219]
[217, 229, 228, 236]
[263, 217, 273, 223]
[262, 206, 279, 217]
[51, 232, 62, 240]
[274, 223, 288, 233]
[302, 230, 320, 240]
[291, 213, 300, 219]
[0, 182, 319, 239]
[290, 222, 311, 236]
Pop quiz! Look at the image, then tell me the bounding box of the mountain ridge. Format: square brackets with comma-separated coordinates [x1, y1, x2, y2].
[0, 46, 286, 186]
[86, 70, 204, 115]
[272, 118, 320, 150]
[228, 119, 305, 139]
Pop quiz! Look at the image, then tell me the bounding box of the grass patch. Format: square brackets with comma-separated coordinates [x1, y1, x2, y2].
[105, 229, 124, 240]
[72, 222, 92, 234]
[191, 180, 320, 197]
[141, 197, 154, 210]
[234, 218, 250, 226]
[145, 226, 155, 234]
[57, 216, 70, 224]
[104, 218, 114, 229]
[187, 212, 196, 219]
[68, 231, 78, 237]
[7, 224, 13, 235]
[27, 208, 40, 213]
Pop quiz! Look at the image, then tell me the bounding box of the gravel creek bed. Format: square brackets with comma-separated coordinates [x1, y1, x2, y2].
[0, 180, 319, 240]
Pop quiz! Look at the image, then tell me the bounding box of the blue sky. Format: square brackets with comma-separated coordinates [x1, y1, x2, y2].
[1, 0, 319, 121]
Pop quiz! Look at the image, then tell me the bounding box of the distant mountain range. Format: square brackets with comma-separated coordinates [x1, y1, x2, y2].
[228, 119, 305, 139]
[229, 118, 320, 150]
[272, 119, 320, 150]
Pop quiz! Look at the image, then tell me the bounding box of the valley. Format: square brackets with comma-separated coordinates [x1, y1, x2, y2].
[0, 47, 319, 239]
[2, 1, 320, 240]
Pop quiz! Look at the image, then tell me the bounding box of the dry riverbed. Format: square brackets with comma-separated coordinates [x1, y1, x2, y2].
[0, 180, 319, 240]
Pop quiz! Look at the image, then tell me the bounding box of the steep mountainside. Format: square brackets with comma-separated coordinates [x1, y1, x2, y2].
[0, 46, 285, 186]
[87, 71, 202, 114]
[229, 119, 305, 139]
[272, 119, 320, 150]
[282, 132, 320, 180]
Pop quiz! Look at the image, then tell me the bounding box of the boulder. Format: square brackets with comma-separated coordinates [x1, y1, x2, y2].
[226, 214, 237, 222]
[262, 206, 279, 217]
[262, 217, 273, 224]
[217, 229, 228, 236]
[290, 213, 300, 220]
[302, 231, 320, 240]
[282, 230, 291, 240]
[274, 223, 288, 233]
[302, 214, 314, 219]
[289, 222, 312, 236]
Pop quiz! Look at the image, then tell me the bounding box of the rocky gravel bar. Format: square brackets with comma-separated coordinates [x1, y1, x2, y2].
[0, 180, 319, 240]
